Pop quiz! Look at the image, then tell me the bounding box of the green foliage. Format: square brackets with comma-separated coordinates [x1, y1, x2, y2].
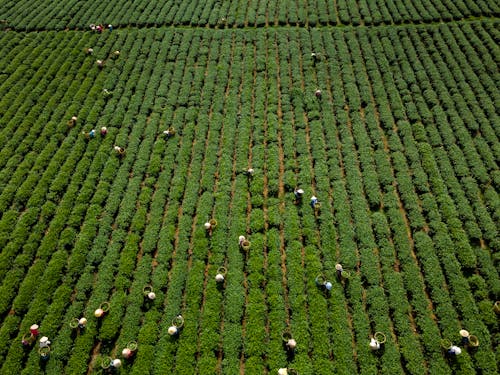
[0, 12, 499, 375]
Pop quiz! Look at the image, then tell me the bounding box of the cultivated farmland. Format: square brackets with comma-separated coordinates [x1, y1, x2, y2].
[0, 1, 498, 374]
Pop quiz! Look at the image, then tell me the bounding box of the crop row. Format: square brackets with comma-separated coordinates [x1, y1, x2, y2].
[0, 21, 499, 374]
[1, 0, 500, 30]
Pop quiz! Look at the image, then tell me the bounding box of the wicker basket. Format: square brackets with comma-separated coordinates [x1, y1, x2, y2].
[21, 332, 34, 345]
[127, 341, 138, 351]
[374, 332, 386, 344]
[241, 240, 251, 250]
[493, 301, 500, 314]
[281, 331, 292, 343]
[39, 346, 50, 358]
[440, 339, 452, 350]
[143, 285, 153, 296]
[100, 302, 110, 312]
[100, 356, 113, 369]
[172, 315, 184, 328]
[69, 318, 79, 329]
[341, 270, 351, 279]
[468, 335, 479, 347]
[216, 266, 227, 276]
[315, 274, 326, 286]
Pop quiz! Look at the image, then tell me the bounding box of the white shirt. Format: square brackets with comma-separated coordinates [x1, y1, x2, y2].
[449, 345, 461, 355]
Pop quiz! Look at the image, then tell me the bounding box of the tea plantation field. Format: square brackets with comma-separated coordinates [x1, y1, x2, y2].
[0, 0, 499, 374]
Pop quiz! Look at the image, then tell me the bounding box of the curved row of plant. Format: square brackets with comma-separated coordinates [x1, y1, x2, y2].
[0, 23, 498, 374]
[1, 0, 499, 30]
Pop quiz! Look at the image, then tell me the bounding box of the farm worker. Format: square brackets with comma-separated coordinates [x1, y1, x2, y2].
[85, 48, 93, 55]
[70, 116, 78, 123]
[78, 317, 87, 329]
[324, 281, 332, 291]
[100, 126, 108, 136]
[89, 24, 96, 31]
[278, 368, 288, 375]
[168, 326, 178, 335]
[286, 338, 297, 350]
[204, 222, 212, 230]
[294, 188, 304, 199]
[96, 24, 103, 33]
[459, 329, 470, 345]
[114, 146, 125, 154]
[239, 235, 246, 247]
[30, 324, 39, 336]
[113, 50, 120, 58]
[215, 266, 226, 283]
[243, 168, 254, 176]
[111, 359, 122, 368]
[311, 52, 320, 64]
[147, 291, 156, 300]
[39, 336, 51, 348]
[168, 315, 185, 336]
[108, 24, 113, 31]
[94, 305, 108, 317]
[315, 89, 322, 98]
[448, 345, 462, 356]
[96, 59, 104, 68]
[122, 348, 133, 359]
[369, 337, 380, 350]
[335, 263, 343, 279]
[163, 129, 173, 139]
[310, 195, 318, 209]
[89, 129, 96, 138]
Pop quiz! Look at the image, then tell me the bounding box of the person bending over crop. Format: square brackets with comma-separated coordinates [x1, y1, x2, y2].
[30, 324, 39, 336]
[311, 52, 320, 65]
[335, 263, 343, 279]
[78, 318, 87, 329]
[294, 187, 304, 200]
[448, 345, 462, 356]
[114, 146, 125, 156]
[163, 129, 171, 139]
[310, 195, 318, 209]
[239, 235, 246, 247]
[369, 337, 380, 350]
[39, 336, 50, 348]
